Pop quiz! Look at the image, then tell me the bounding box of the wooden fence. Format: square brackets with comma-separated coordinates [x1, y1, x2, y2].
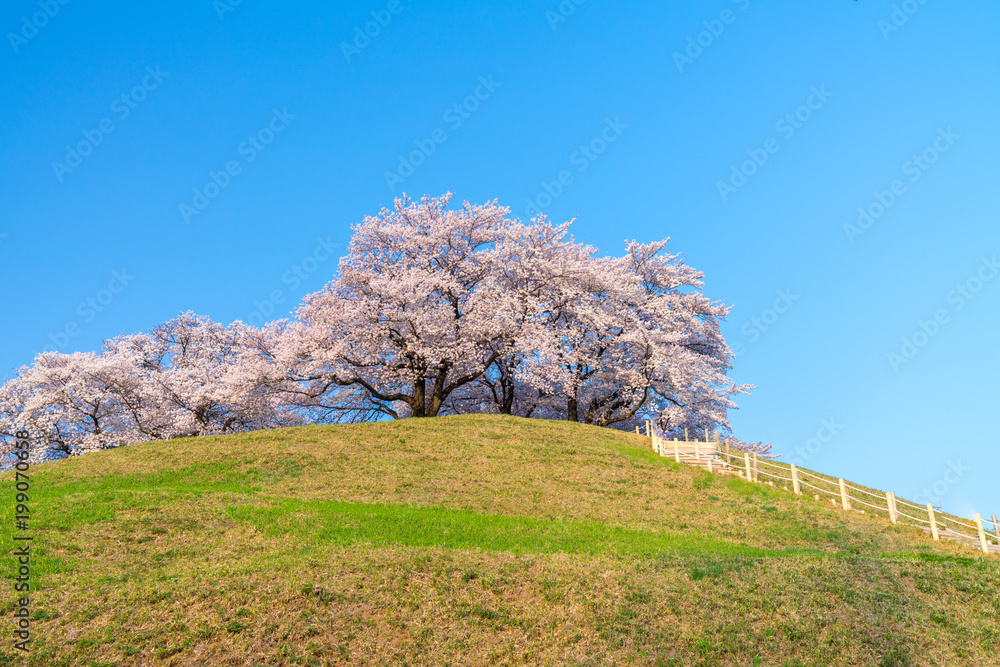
[637, 422, 999, 555]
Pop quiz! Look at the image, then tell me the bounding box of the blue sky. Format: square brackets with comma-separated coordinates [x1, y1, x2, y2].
[2, 1, 998, 517]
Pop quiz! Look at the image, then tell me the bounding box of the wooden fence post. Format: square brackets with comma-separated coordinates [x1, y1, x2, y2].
[684, 427, 689, 442]
[752, 453, 759, 482]
[636, 426, 640, 435]
[838, 479, 851, 510]
[744, 452, 752, 481]
[673, 438, 680, 464]
[886, 491, 897, 524]
[992, 514, 1000, 546]
[790, 464, 801, 495]
[927, 504, 939, 540]
[645, 420, 651, 437]
[707, 456, 713, 473]
[974, 514, 989, 554]
[694, 439, 700, 464]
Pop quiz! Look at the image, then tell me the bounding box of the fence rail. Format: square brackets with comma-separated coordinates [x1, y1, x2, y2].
[640, 422, 999, 555]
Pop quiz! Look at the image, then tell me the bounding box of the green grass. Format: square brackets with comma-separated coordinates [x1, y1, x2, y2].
[226, 498, 790, 558]
[0, 414, 997, 666]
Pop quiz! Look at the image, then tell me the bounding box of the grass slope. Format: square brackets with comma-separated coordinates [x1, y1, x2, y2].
[1, 415, 998, 666]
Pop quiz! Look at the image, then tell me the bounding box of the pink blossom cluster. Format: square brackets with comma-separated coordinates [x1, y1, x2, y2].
[0, 313, 298, 464]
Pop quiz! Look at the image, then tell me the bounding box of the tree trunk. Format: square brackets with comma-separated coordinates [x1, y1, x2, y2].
[412, 378, 426, 417]
[426, 365, 449, 417]
[567, 396, 578, 422]
[499, 373, 514, 415]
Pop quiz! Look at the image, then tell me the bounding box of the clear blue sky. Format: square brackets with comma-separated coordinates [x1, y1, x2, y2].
[2, 1, 998, 518]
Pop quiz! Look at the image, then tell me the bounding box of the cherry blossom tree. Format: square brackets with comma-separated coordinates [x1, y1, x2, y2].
[278, 194, 516, 420]
[102, 312, 300, 438]
[453, 218, 750, 433]
[0, 351, 137, 463]
[614, 239, 752, 433]
[0, 312, 297, 464]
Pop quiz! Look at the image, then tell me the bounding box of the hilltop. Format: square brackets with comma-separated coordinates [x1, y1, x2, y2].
[2, 415, 998, 666]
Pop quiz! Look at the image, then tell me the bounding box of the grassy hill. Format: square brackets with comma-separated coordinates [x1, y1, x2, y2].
[2, 415, 998, 666]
